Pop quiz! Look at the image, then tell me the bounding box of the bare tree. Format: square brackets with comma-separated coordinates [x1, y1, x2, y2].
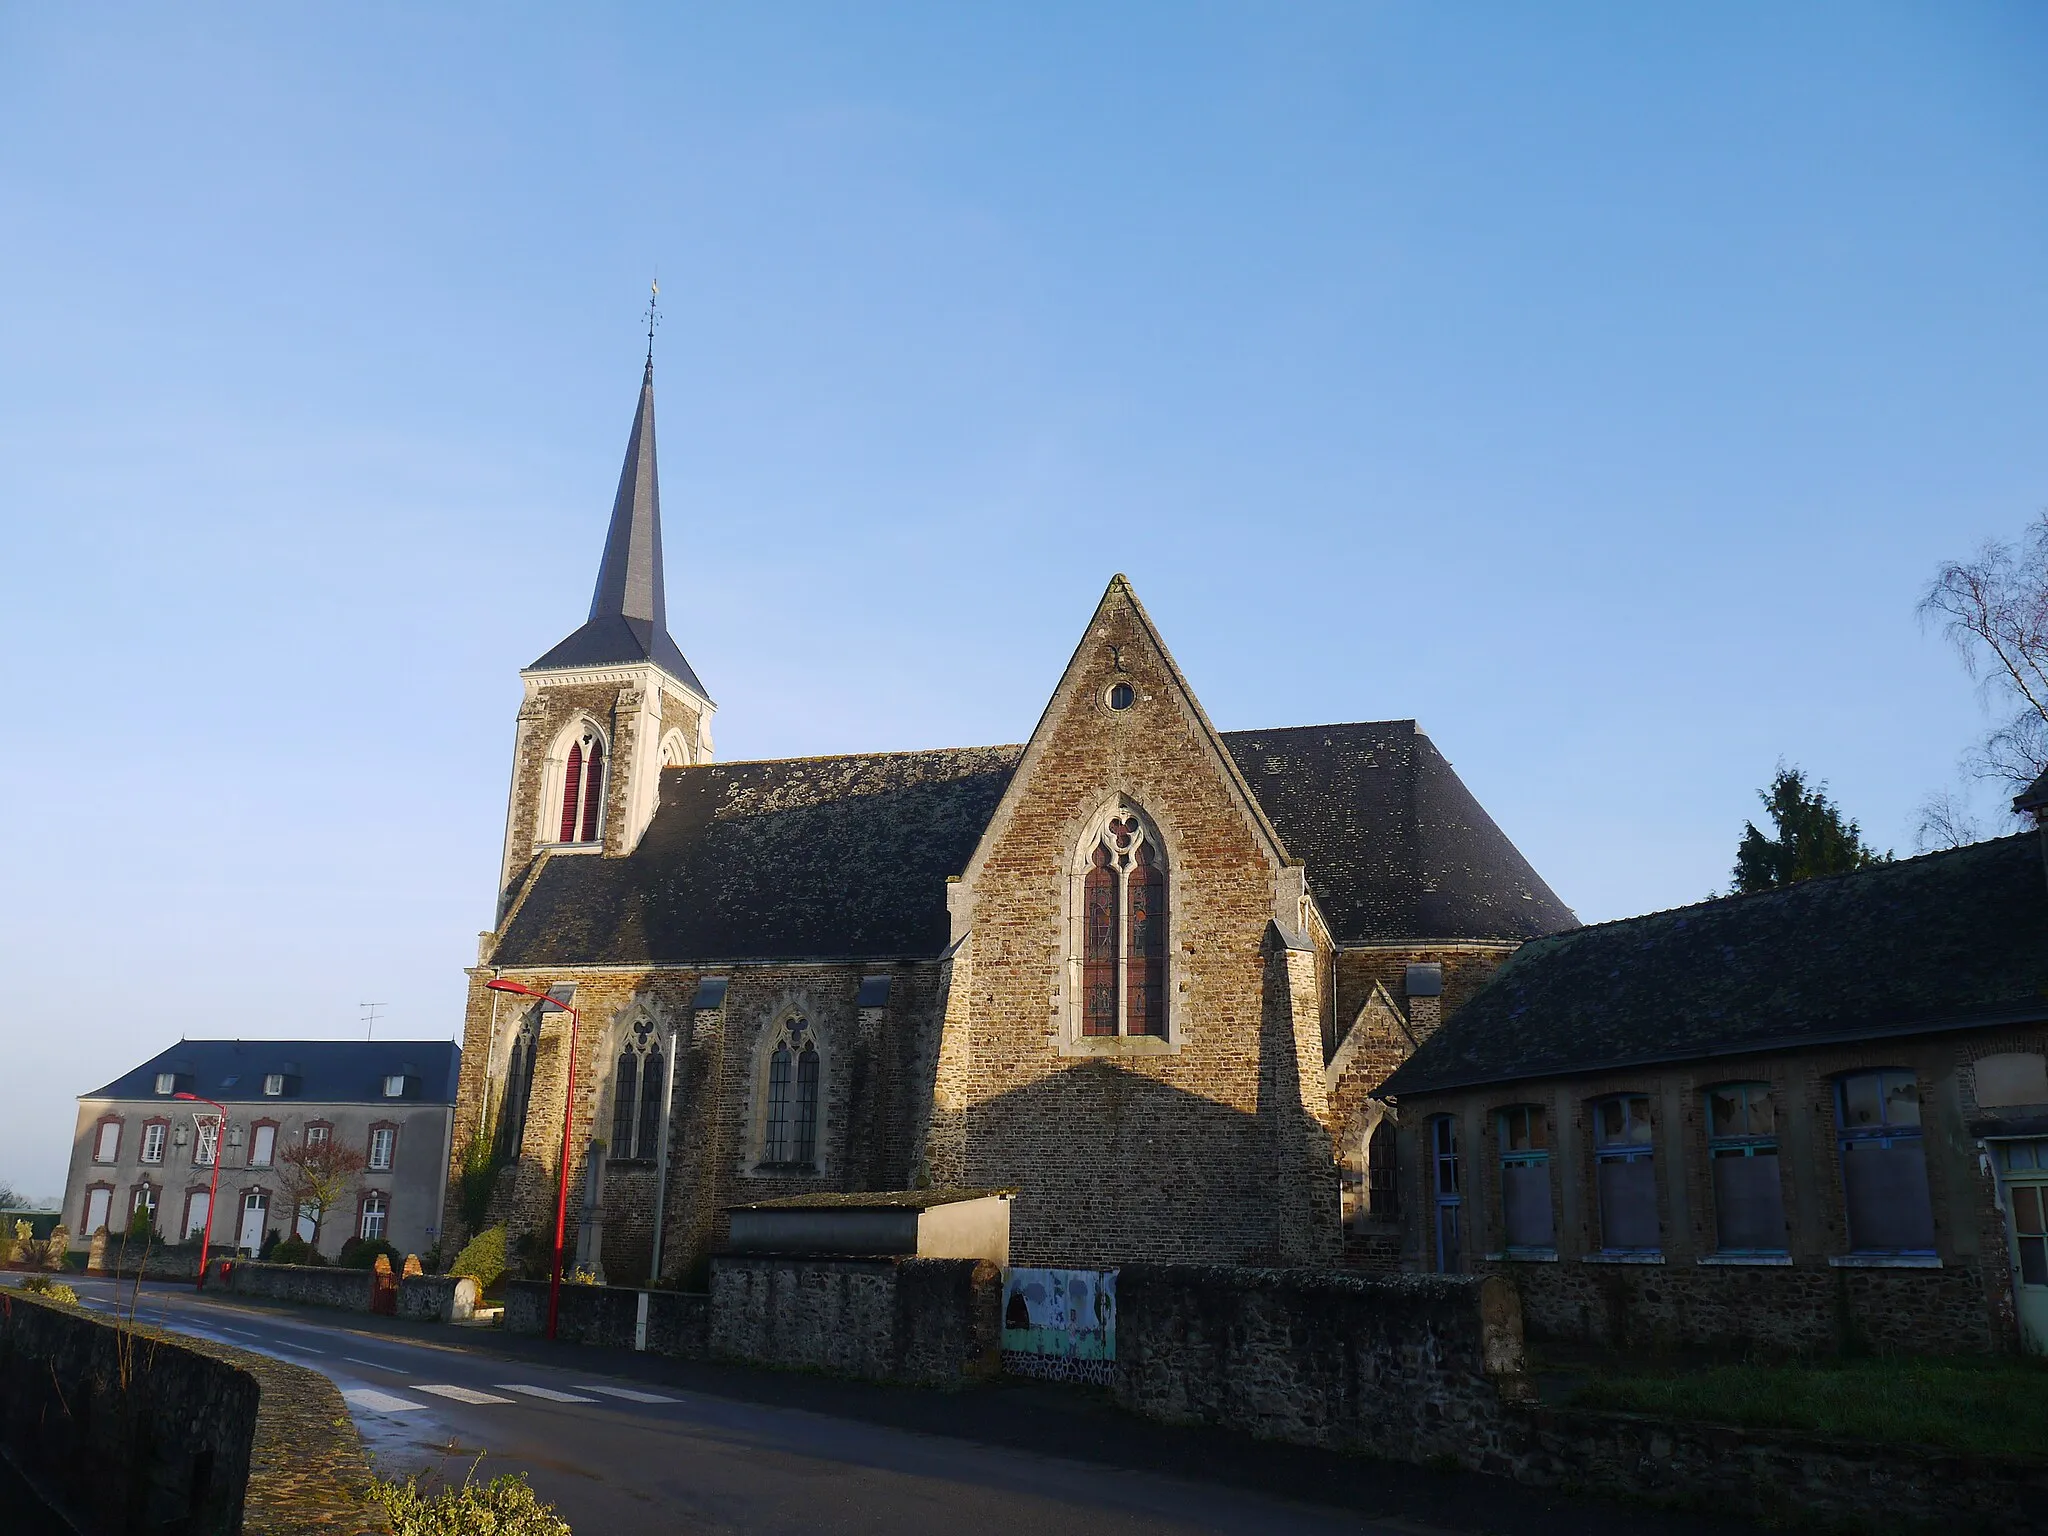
[1921, 514, 2048, 797]
[0, 1183, 25, 1212]
[1915, 789, 1984, 853]
[277, 1133, 367, 1247]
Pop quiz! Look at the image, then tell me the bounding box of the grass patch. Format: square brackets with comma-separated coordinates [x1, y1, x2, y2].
[1568, 1356, 2048, 1459]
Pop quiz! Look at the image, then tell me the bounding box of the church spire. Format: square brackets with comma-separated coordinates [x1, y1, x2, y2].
[528, 317, 709, 700]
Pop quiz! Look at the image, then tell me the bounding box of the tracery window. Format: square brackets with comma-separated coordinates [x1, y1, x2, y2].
[498, 1013, 540, 1162]
[610, 1014, 668, 1162]
[1076, 808, 1168, 1039]
[760, 1014, 821, 1169]
[552, 724, 606, 844]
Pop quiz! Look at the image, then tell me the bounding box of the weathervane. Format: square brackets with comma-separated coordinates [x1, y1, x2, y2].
[645, 277, 660, 369]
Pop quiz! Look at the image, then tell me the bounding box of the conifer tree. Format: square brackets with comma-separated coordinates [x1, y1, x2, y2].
[1732, 768, 1887, 894]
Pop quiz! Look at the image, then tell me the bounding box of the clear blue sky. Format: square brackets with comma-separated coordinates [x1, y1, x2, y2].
[3, 4, 2044, 1199]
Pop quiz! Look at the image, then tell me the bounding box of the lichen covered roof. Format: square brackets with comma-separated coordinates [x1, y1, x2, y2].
[1381, 832, 2048, 1097]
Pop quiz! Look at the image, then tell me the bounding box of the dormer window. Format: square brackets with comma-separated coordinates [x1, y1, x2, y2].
[263, 1074, 284, 1096]
[383, 1074, 406, 1098]
[154, 1073, 175, 1096]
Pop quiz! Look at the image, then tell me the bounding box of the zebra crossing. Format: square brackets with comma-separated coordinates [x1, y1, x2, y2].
[342, 1381, 682, 1415]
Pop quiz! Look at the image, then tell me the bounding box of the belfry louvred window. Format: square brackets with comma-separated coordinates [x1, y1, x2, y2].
[557, 729, 606, 844]
[1077, 810, 1169, 1039]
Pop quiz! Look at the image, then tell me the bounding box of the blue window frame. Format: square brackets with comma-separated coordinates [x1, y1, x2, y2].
[1497, 1105, 1554, 1253]
[1704, 1082, 1786, 1255]
[1430, 1116, 1462, 1272]
[1592, 1094, 1659, 1253]
[1835, 1069, 1934, 1254]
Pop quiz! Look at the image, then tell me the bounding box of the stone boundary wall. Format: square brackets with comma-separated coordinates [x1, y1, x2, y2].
[1113, 1266, 1531, 1466]
[1491, 1255, 1996, 1356]
[224, 1261, 376, 1312]
[397, 1274, 480, 1324]
[0, 1288, 389, 1535]
[709, 1256, 1001, 1387]
[103, 1243, 237, 1282]
[504, 1280, 710, 1357]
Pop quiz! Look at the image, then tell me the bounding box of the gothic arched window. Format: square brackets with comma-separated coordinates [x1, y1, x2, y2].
[610, 1014, 667, 1162]
[1074, 808, 1169, 1039]
[760, 1014, 821, 1168]
[551, 724, 607, 845]
[497, 1013, 539, 1163]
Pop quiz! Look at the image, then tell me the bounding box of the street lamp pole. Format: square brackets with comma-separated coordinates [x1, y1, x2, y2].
[173, 1092, 225, 1289]
[485, 978, 580, 1341]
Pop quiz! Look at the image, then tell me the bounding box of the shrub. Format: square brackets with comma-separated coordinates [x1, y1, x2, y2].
[269, 1236, 327, 1267]
[370, 1470, 570, 1536]
[450, 1225, 508, 1290]
[338, 1237, 399, 1271]
[17, 1274, 79, 1304]
[456, 1126, 503, 1235]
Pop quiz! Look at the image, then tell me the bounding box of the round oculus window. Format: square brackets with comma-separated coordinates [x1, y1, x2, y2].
[1105, 682, 1136, 711]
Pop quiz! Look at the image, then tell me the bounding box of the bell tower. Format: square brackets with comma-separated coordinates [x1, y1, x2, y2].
[496, 342, 714, 910]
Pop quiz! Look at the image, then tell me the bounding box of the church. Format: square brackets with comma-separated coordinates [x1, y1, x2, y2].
[446, 356, 1576, 1284]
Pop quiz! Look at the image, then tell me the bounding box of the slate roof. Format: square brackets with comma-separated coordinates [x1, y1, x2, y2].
[492, 720, 1574, 968]
[1380, 832, 2048, 1098]
[86, 1040, 461, 1105]
[529, 362, 710, 699]
[1223, 723, 1576, 943]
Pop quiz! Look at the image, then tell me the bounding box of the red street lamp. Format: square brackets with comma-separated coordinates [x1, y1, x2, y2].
[485, 978, 580, 1341]
[173, 1092, 225, 1289]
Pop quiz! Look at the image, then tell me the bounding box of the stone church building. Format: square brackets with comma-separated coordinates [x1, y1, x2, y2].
[448, 358, 1575, 1283]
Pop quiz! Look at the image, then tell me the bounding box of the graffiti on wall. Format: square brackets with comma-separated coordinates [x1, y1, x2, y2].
[1001, 1267, 1116, 1385]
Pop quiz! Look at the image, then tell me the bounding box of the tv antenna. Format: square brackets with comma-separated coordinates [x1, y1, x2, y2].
[360, 1002, 387, 1041]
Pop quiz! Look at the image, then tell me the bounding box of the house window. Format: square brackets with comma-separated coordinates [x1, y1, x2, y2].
[760, 1015, 821, 1168]
[1498, 1104, 1554, 1252]
[130, 1183, 158, 1228]
[359, 1193, 388, 1241]
[194, 1120, 219, 1167]
[610, 1016, 668, 1161]
[1366, 1118, 1400, 1220]
[83, 1185, 112, 1235]
[154, 1073, 176, 1096]
[1836, 1069, 1935, 1253]
[263, 1074, 284, 1096]
[182, 1189, 211, 1242]
[140, 1122, 167, 1165]
[1593, 1095, 1658, 1252]
[305, 1123, 330, 1149]
[383, 1075, 406, 1098]
[92, 1119, 122, 1164]
[1705, 1082, 1785, 1253]
[1074, 807, 1169, 1039]
[555, 726, 606, 844]
[1430, 1116, 1463, 1272]
[249, 1123, 276, 1169]
[368, 1127, 396, 1172]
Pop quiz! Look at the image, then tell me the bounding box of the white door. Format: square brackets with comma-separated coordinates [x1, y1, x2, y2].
[237, 1192, 266, 1254]
[84, 1187, 111, 1235]
[184, 1191, 210, 1241]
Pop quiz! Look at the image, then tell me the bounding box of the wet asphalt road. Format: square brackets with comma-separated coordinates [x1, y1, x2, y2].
[70, 1278, 1758, 1536]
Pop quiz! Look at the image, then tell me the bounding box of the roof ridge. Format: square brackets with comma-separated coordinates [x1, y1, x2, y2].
[1220, 719, 1421, 738]
[659, 744, 1025, 771]
[1533, 831, 2032, 941]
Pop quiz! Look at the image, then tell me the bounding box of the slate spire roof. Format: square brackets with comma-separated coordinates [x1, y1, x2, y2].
[529, 360, 710, 699]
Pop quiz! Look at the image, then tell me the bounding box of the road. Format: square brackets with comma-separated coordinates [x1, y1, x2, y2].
[70, 1277, 1756, 1536]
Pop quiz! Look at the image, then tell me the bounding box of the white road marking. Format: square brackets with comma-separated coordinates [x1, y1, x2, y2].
[499, 1384, 598, 1403]
[574, 1384, 682, 1403]
[280, 1344, 326, 1355]
[416, 1384, 516, 1405]
[221, 1328, 261, 1338]
[342, 1388, 424, 1414]
[344, 1356, 410, 1372]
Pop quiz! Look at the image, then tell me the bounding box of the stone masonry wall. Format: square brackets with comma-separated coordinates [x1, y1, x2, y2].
[223, 1261, 375, 1313]
[1113, 1265, 1531, 1467]
[504, 1279, 709, 1358]
[709, 1255, 1001, 1387]
[954, 581, 1339, 1267]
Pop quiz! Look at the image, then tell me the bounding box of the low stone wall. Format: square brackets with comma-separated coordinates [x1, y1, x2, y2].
[1113, 1266, 1531, 1467]
[1515, 1405, 2048, 1533]
[0, 1287, 389, 1535]
[104, 1243, 236, 1282]
[709, 1255, 1001, 1387]
[397, 1274, 480, 1324]
[1492, 1256, 1996, 1356]
[504, 1280, 710, 1357]
[224, 1261, 375, 1312]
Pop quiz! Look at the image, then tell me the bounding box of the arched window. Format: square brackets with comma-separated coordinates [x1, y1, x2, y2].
[497, 1013, 539, 1162]
[759, 1014, 822, 1169]
[1366, 1117, 1400, 1220]
[1072, 806, 1170, 1040]
[550, 723, 607, 845]
[610, 1013, 667, 1162]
